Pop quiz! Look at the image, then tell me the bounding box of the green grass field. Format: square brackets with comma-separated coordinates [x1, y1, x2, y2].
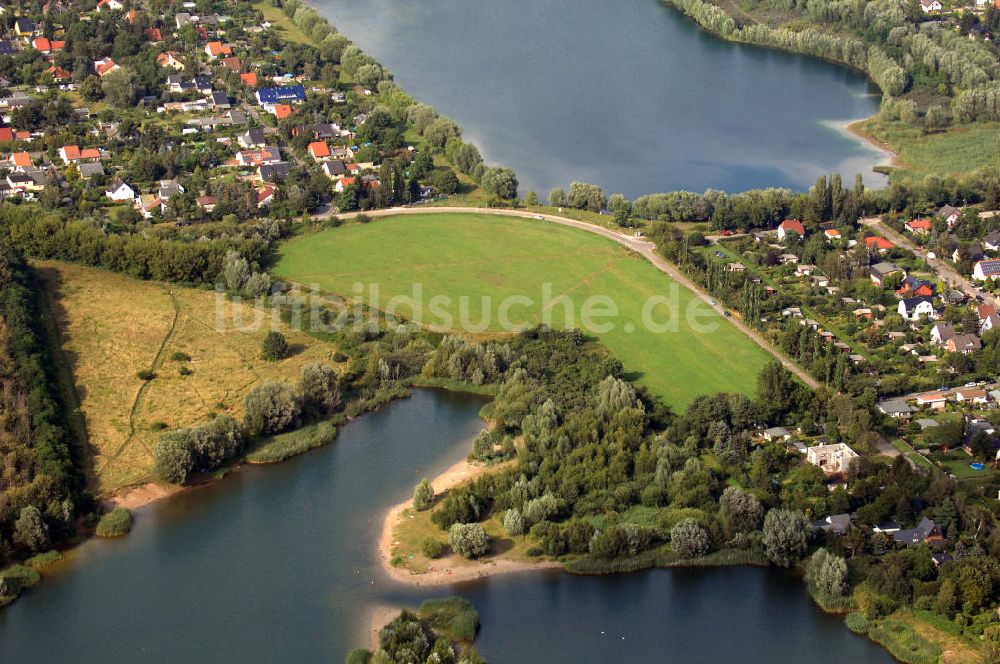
[273, 214, 771, 408]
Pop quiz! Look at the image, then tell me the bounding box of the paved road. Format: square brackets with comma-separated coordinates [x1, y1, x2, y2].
[860, 217, 997, 308]
[333, 206, 821, 389]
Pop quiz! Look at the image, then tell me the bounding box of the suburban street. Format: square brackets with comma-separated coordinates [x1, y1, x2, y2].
[861, 216, 998, 308]
[334, 206, 822, 389]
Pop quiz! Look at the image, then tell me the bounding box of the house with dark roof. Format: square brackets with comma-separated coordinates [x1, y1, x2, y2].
[973, 259, 1000, 281]
[937, 205, 960, 227]
[258, 161, 290, 183]
[811, 513, 853, 535]
[893, 517, 943, 546]
[878, 399, 914, 419]
[870, 261, 903, 286]
[897, 296, 935, 321]
[946, 334, 982, 354]
[255, 86, 305, 107]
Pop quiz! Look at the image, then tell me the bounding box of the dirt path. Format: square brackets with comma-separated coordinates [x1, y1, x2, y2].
[331, 206, 820, 390]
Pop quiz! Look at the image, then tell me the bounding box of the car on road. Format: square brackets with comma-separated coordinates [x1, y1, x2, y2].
[713, 251, 726, 258]
[706, 298, 716, 306]
[721, 230, 732, 236]
[533, 215, 544, 220]
[966, 381, 978, 388]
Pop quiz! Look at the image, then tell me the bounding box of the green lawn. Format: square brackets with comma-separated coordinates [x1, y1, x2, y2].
[272, 214, 772, 408]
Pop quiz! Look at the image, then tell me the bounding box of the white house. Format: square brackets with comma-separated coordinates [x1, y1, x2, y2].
[104, 180, 135, 201]
[897, 296, 936, 321]
[806, 443, 859, 475]
[973, 259, 1000, 281]
[920, 0, 942, 12]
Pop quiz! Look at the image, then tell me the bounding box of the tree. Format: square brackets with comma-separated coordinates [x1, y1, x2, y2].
[762, 508, 810, 567]
[261, 331, 289, 361]
[523, 493, 558, 525]
[13, 506, 49, 553]
[757, 361, 795, 422]
[244, 380, 302, 435]
[413, 478, 434, 510]
[153, 430, 196, 483]
[805, 548, 848, 599]
[720, 486, 763, 537]
[354, 63, 383, 89]
[671, 518, 710, 558]
[101, 68, 138, 108]
[299, 363, 341, 414]
[566, 182, 606, 212]
[503, 508, 525, 536]
[448, 522, 489, 559]
[524, 191, 539, 207]
[548, 188, 566, 207]
[480, 167, 518, 200]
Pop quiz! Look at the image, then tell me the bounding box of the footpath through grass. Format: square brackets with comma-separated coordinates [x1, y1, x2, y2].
[273, 213, 771, 407]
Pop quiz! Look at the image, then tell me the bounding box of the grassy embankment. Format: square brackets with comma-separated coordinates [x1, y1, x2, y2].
[273, 213, 772, 409]
[34, 260, 342, 497]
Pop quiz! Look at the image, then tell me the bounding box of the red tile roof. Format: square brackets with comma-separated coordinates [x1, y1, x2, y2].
[240, 72, 258, 86]
[308, 142, 330, 158]
[865, 236, 895, 250]
[10, 152, 31, 168]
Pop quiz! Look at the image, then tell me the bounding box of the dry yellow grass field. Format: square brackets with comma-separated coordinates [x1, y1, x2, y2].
[35, 261, 338, 497]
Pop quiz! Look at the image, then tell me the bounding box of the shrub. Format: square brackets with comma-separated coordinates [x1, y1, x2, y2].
[244, 380, 302, 435]
[13, 506, 49, 553]
[421, 537, 446, 559]
[261, 331, 289, 361]
[153, 431, 195, 484]
[178, 366, 192, 376]
[95, 508, 133, 538]
[418, 596, 480, 642]
[670, 518, 710, 559]
[448, 523, 489, 559]
[299, 363, 342, 414]
[762, 508, 809, 567]
[136, 369, 156, 380]
[413, 479, 434, 510]
[169, 352, 190, 362]
[503, 508, 524, 537]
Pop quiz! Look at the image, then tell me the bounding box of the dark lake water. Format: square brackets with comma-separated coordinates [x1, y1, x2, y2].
[0, 390, 892, 663]
[314, 0, 886, 197]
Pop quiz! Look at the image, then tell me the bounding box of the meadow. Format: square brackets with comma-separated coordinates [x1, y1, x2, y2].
[273, 213, 771, 407]
[36, 261, 339, 496]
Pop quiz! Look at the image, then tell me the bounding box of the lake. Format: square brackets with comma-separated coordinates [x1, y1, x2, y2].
[0, 390, 893, 663]
[314, 0, 886, 198]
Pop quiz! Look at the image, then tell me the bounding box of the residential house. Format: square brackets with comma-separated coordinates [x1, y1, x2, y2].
[197, 195, 216, 212]
[157, 51, 185, 70]
[823, 229, 841, 240]
[8, 152, 31, 169]
[930, 322, 956, 345]
[77, 162, 104, 179]
[145, 27, 163, 43]
[978, 304, 997, 322]
[256, 86, 306, 108]
[982, 313, 1000, 334]
[221, 56, 241, 73]
[135, 193, 162, 219]
[897, 296, 935, 321]
[193, 75, 213, 93]
[777, 219, 805, 241]
[985, 230, 1000, 252]
[893, 517, 943, 546]
[58, 145, 101, 164]
[897, 275, 934, 298]
[307, 141, 330, 159]
[811, 513, 853, 535]
[93, 58, 119, 77]
[946, 334, 982, 354]
[95, 0, 124, 12]
[870, 261, 903, 286]
[104, 179, 135, 201]
[238, 128, 267, 149]
[272, 104, 292, 120]
[157, 180, 185, 200]
[320, 160, 346, 180]
[14, 18, 37, 37]
[806, 443, 859, 475]
[236, 146, 280, 167]
[937, 205, 960, 227]
[955, 388, 989, 404]
[905, 219, 933, 235]
[204, 41, 232, 59]
[210, 91, 230, 110]
[240, 72, 258, 87]
[258, 162, 290, 183]
[256, 185, 275, 207]
[920, 0, 943, 11]
[916, 391, 949, 409]
[973, 259, 1000, 281]
[762, 427, 792, 442]
[878, 399, 914, 419]
[954, 245, 985, 264]
[865, 236, 894, 253]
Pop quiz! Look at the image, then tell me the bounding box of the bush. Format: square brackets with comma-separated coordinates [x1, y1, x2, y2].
[136, 369, 156, 380]
[153, 430, 196, 483]
[422, 536, 446, 559]
[244, 380, 302, 435]
[0, 564, 40, 597]
[13, 506, 49, 553]
[413, 479, 434, 510]
[25, 550, 62, 569]
[170, 352, 190, 362]
[670, 518, 710, 559]
[418, 596, 480, 642]
[503, 508, 524, 537]
[95, 508, 133, 538]
[261, 331, 289, 361]
[448, 523, 489, 559]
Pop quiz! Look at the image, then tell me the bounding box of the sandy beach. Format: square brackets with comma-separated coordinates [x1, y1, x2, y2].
[105, 481, 182, 510]
[842, 118, 899, 169]
[377, 458, 561, 586]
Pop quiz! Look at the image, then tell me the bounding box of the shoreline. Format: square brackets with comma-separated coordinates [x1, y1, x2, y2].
[377, 457, 561, 586]
[841, 118, 899, 170]
[105, 481, 183, 511]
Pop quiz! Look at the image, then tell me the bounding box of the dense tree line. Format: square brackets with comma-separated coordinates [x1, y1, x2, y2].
[0, 243, 82, 567]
